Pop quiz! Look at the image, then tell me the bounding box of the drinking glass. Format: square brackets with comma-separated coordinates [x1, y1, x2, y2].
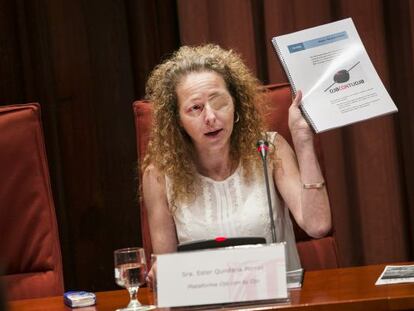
[114, 247, 155, 311]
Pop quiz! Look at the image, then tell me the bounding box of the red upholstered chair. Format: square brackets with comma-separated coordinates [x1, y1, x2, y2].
[133, 83, 339, 271]
[0, 103, 64, 300]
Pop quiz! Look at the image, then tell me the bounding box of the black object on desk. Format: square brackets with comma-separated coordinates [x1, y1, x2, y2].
[177, 236, 266, 252]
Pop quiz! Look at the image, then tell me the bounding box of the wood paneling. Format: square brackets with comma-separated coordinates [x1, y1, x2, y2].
[0, 0, 179, 291]
[385, 0, 414, 257]
[0, 1, 25, 104]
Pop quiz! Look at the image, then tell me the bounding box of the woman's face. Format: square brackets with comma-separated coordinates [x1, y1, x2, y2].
[176, 71, 235, 154]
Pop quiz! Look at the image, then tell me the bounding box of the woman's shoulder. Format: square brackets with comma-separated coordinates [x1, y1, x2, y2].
[265, 131, 293, 161]
[143, 163, 159, 175]
[265, 131, 277, 143]
[266, 131, 289, 146]
[143, 163, 166, 185]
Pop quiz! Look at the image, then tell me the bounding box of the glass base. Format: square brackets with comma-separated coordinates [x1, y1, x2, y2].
[116, 305, 156, 311]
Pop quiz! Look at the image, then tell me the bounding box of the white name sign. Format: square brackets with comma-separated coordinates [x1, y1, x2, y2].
[155, 243, 287, 308]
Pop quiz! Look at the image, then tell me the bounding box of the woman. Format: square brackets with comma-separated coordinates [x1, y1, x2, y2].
[142, 44, 331, 274]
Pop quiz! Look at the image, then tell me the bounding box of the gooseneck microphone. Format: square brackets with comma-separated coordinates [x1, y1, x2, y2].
[257, 140, 277, 243]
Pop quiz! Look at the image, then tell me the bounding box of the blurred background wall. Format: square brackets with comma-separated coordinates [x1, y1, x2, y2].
[1, 0, 413, 292]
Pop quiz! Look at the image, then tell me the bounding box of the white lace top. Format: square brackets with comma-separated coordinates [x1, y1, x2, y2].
[165, 132, 301, 271]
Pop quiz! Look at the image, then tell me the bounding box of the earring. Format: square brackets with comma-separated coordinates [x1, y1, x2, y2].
[235, 112, 240, 123]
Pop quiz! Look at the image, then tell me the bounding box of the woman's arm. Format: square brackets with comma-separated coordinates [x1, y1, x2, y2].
[143, 164, 177, 288]
[273, 91, 331, 238]
[142, 164, 177, 254]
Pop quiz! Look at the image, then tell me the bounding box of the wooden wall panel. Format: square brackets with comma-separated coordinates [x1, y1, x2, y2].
[1, 0, 179, 291]
[385, 0, 414, 258]
[177, 0, 259, 76]
[0, 1, 25, 104]
[45, 0, 139, 291]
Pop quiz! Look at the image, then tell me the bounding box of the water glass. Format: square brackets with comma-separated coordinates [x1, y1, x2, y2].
[114, 247, 155, 311]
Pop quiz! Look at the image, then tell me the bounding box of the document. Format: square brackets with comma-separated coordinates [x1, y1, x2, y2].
[272, 18, 397, 133]
[375, 264, 414, 285]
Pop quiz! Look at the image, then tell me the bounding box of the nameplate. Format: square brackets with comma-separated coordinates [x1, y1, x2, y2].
[155, 243, 287, 308]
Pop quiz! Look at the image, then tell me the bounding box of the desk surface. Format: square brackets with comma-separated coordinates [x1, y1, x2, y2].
[8, 263, 414, 311]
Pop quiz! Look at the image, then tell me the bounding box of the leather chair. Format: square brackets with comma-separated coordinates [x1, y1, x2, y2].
[133, 83, 339, 270]
[0, 103, 64, 300]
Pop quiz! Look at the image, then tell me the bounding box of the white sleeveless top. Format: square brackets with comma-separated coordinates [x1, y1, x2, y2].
[165, 132, 301, 271]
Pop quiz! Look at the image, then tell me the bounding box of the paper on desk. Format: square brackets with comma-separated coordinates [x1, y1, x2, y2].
[375, 264, 414, 285]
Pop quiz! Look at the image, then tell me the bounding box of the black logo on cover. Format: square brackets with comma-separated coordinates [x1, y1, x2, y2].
[324, 61, 362, 92]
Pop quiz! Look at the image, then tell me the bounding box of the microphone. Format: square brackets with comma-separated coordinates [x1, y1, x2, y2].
[257, 139, 269, 160]
[256, 140, 277, 243]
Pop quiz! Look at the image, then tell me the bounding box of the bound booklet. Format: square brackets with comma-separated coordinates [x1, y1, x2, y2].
[271, 18, 398, 133]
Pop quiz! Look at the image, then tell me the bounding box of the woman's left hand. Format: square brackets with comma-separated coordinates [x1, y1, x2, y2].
[146, 261, 157, 291]
[288, 90, 314, 143]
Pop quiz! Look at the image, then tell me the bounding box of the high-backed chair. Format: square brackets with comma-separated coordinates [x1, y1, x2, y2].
[0, 103, 64, 300]
[133, 83, 339, 270]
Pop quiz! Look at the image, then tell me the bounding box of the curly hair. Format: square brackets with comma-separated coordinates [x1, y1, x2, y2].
[143, 44, 268, 208]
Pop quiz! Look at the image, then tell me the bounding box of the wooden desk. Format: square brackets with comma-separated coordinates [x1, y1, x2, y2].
[8, 263, 414, 311]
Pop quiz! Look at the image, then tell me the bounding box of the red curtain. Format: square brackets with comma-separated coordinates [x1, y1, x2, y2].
[176, 0, 413, 267]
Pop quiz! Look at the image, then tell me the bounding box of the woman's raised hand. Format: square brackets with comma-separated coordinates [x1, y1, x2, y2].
[288, 90, 314, 143]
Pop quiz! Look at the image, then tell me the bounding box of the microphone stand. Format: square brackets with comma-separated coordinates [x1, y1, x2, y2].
[257, 140, 277, 243]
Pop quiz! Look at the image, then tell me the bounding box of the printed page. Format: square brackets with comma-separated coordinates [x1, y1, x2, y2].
[272, 18, 397, 132]
[375, 265, 414, 285]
